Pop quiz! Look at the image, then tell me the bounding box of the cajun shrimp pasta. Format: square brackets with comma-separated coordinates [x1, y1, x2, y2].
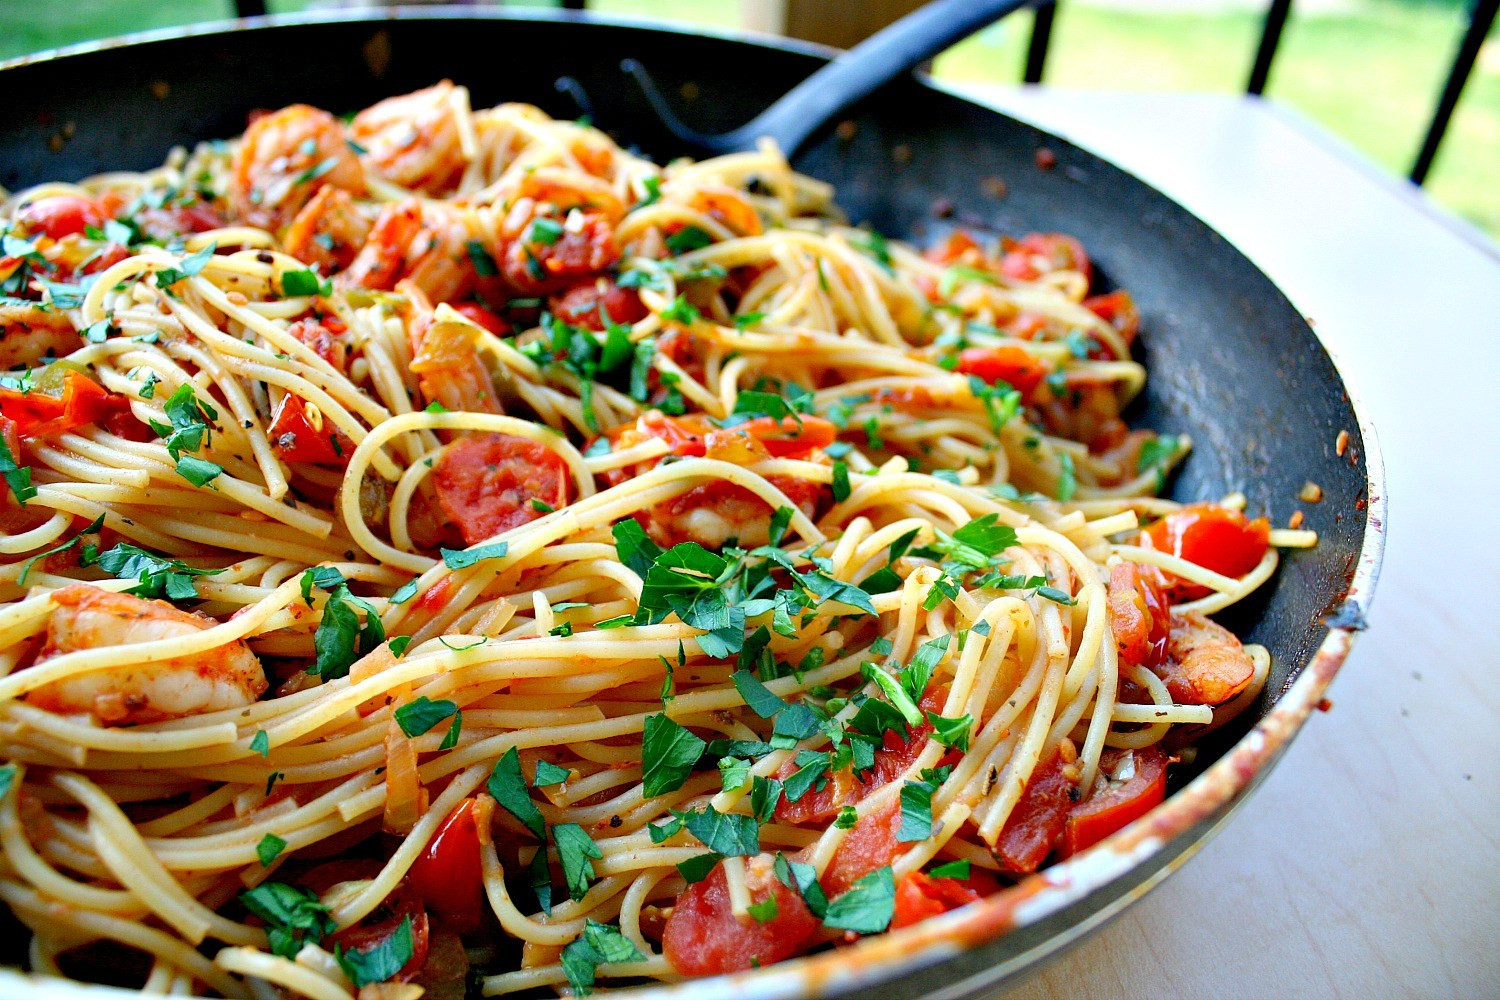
[0, 83, 1313, 998]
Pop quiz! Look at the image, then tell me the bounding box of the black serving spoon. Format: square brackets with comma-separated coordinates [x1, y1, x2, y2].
[621, 0, 1038, 158]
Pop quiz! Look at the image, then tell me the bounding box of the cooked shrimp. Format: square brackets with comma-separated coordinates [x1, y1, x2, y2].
[1159, 611, 1255, 706]
[350, 81, 470, 195]
[403, 287, 501, 415]
[603, 412, 831, 548]
[282, 185, 374, 273]
[230, 104, 365, 231]
[340, 198, 473, 303]
[0, 306, 81, 368]
[677, 184, 763, 236]
[26, 584, 268, 726]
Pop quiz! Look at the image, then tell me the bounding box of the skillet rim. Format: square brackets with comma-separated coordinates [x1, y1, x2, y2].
[0, 8, 1386, 998]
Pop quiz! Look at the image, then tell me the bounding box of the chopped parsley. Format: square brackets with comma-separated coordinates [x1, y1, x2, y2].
[560, 920, 643, 997]
[640, 713, 706, 798]
[89, 542, 221, 601]
[393, 696, 461, 749]
[336, 914, 413, 987]
[239, 882, 336, 959]
[822, 865, 895, 933]
[488, 747, 545, 840]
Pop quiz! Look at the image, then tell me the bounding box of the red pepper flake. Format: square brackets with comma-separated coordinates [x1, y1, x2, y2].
[1035, 147, 1057, 170]
[1335, 429, 1349, 457]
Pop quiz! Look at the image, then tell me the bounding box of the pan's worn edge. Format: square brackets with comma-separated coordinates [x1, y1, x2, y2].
[0, 9, 1386, 999]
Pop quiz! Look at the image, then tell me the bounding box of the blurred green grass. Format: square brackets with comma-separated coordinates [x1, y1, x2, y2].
[2, 0, 1494, 238]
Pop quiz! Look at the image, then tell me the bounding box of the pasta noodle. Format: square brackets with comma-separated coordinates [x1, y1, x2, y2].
[0, 83, 1314, 997]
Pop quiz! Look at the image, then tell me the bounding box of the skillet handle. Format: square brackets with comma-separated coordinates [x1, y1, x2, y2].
[731, 0, 1035, 155]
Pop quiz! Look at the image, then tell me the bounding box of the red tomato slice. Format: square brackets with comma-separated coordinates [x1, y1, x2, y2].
[993, 747, 1078, 874]
[18, 195, 106, 240]
[954, 345, 1051, 400]
[432, 433, 569, 546]
[722, 415, 838, 460]
[923, 229, 984, 266]
[821, 802, 902, 898]
[891, 868, 1000, 930]
[662, 855, 818, 976]
[451, 302, 513, 338]
[330, 892, 430, 984]
[408, 798, 485, 934]
[1059, 746, 1168, 858]
[1083, 290, 1139, 351]
[1107, 562, 1171, 670]
[0, 370, 130, 440]
[1144, 503, 1271, 599]
[268, 394, 354, 465]
[548, 278, 648, 331]
[286, 318, 347, 371]
[999, 233, 1091, 283]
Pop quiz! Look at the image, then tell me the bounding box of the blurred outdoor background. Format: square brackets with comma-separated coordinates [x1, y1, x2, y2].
[3, 0, 1496, 239]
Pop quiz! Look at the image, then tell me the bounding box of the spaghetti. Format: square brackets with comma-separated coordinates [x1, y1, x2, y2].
[0, 84, 1314, 998]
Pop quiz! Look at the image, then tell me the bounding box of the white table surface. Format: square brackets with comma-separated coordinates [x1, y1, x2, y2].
[942, 88, 1500, 1000]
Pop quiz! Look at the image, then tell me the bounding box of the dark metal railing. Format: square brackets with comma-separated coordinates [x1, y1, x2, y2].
[228, 0, 1494, 189]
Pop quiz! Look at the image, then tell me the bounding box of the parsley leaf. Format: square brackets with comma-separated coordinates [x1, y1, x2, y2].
[665, 225, 713, 255]
[440, 541, 509, 570]
[17, 513, 104, 585]
[336, 914, 413, 987]
[239, 882, 335, 959]
[822, 865, 895, 933]
[394, 696, 458, 739]
[927, 711, 973, 752]
[553, 823, 602, 902]
[257, 833, 286, 867]
[534, 760, 571, 788]
[0, 437, 36, 506]
[773, 853, 829, 919]
[155, 243, 216, 289]
[928, 859, 971, 880]
[560, 920, 644, 997]
[731, 670, 787, 719]
[91, 542, 221, 601]
[677, 852, 720, 883]
[641, 713, 706, 798]
[488, 747, 545, 840]
[309, 582, 384, 679]
[683, 805, 759, 857]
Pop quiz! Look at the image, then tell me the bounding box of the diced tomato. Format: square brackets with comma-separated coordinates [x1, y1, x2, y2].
[0, 370, 130, 440]
[1083, 290, 1139, 351]
[662, 855, 818, 975]
[1006, 312, 1049, 340]
[501, 212, 619, 294]
[408, 798, 485, 934]
[612, 411, 837, 464]
[432, 433, 569, 546]
[999, 233, 1091, 283]
[891, 868, 1000, 929]
[775, 757, 863, 825]
[778, 686, 949, 827]
[727, 415, 838, 460]
[1107, 562, 1171, 670]
[954, 345, 1051, 400]
[923, 229, 984, 267]
[414, 575, 454, 616]
[451, 302, 513, 339]
[268, 394, 354, 465]
[548, 278, 648, 331]
[993, 747, 1078, 874]
[1144, 503, 1270, 599]
[286, 318, 346, 371]
[81, 243, 132, 276]
[18, 195, 106, 240]
[821, 802, 902, 898]
[133, 203, 227, 243]
[1060, 746, 1168, 858]
[330, 890, 430, 984]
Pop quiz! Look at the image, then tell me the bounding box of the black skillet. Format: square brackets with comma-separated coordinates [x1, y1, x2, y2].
[0, 8, 1383, 998]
